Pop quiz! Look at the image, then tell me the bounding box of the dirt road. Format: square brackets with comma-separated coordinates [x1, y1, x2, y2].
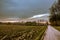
[44, 25, 60, 40]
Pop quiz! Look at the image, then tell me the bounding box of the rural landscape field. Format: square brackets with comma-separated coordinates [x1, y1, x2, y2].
[0, 0, 60, 40]
[0, 24, 47, 40]
[0, 24, 60, 40]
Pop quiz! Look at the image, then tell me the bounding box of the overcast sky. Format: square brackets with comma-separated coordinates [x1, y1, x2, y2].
[0, 0, 55, 18]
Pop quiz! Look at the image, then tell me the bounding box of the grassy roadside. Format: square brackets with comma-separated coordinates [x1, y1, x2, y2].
[53, 26, 60, 31]
[35, 26, 47, 40]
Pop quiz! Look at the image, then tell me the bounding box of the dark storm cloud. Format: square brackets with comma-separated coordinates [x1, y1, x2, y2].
[0, 0, 55, 18]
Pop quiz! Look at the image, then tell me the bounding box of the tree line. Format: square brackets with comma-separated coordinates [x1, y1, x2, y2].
[0, 21, 47, 26]
[49, 0, 60, 26]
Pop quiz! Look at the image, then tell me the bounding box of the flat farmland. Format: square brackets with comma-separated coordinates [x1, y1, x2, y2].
[0, 24, 47, 40]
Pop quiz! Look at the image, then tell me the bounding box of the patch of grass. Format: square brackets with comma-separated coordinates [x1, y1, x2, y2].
[54, 26, 60, 31]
